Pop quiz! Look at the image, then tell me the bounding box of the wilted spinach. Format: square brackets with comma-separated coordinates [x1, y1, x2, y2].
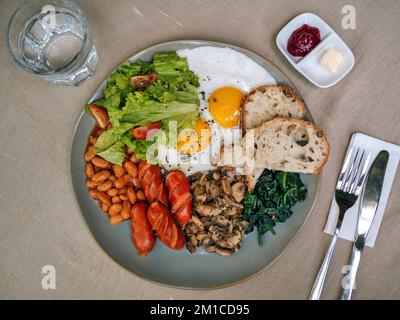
[243, 170, 307, 246]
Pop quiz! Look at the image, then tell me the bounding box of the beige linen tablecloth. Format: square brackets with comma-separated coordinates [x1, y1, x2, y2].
[1, 0, 399, 299]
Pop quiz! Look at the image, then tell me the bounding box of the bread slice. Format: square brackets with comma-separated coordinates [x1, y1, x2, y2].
[241, 85, 307, 191]
[241, 85, 307, 131]
[218, 144, 246, 168]
[244, 118, 330, 174]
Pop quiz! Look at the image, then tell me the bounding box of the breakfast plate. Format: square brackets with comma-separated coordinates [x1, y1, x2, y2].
[70, 40, 321, 289]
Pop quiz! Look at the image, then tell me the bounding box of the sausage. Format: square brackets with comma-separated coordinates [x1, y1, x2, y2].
[147, 202, 185, 250]
[131, 73, 158, 89]
[138, 162, 168, 206]
[165, 170, 193, 226]
[130, 202, 156, 256]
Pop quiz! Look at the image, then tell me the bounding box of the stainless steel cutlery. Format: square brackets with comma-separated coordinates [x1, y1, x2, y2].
[339, 150, 389, 300]
[309, 147, 371, 300]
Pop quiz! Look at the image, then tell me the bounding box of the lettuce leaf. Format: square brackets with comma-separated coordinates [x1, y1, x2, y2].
[96, 141, 125, 166]
[154, 52, 199, 87]
[121, 133, 155, 161]
[94, 122, 133, 152]
[120, 92, 198, 127]
[89, 52, 200, 165]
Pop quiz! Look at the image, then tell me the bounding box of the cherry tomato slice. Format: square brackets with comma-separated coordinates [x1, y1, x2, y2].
[131, 122, 162, 140]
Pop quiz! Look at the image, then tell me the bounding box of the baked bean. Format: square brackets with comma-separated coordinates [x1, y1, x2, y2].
[115, 174, 131, 189]
[86, 179, 100, 188]
[89, 189, 99, 200]
[112, 196, 121, 204]
[109, 203, 122, 216]
[92, 170, 111, 183]
[107, 188, 119, 197]
[115, 176, 125, 189]
[84, 146, 96, 161]
[132, 177, 141, 190]
[110, 215, 123, 225]
[97, 180, 113, 192]
[91, 157, 110, 169]
[124, 161, 138, 178]
[86, 147, 148, 225]
[127, 187, 137, 204]
[89, 136, 97, 145]
[125, 177, 133, 187]
[113, 164, 125, 178]
[121, 201, 131, 220]
[97, 192, 111, 206]
[136, 190, 146, 201]
[101, 203, 110, 213]
[85, 163, 95, 178]
[130, 154, 139, 164]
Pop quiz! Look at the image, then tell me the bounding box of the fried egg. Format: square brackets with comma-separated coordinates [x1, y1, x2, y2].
[160, 46, 276, 175]
[177, 117, 211, 155]
[209, 86, 244, 128]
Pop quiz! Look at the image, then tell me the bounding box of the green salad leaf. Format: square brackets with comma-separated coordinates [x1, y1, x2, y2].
[93, 123, 133, 153]
[243, 170, 307, 246]
[89, 52, 200, 164]
[154, 52, 199, 88]
[96, 141, 126, 166]
[120, 93, 198, 127]
[121, 132, 156, 161]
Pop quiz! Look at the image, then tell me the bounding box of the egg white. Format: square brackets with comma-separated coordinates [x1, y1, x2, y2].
[159, 46, 276, 175]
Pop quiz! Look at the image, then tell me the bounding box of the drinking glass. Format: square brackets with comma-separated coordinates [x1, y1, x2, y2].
[7, 0, 98, 86]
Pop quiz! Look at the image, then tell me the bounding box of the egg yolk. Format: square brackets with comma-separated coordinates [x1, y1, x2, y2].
[177, 118, 211, 155]
[209, 87, 244, 128]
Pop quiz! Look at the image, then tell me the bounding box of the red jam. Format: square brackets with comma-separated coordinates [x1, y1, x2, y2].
[287, 24, 321, 57]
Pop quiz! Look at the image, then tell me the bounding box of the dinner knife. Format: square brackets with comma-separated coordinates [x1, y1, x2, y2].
[339, 150, 389, 300]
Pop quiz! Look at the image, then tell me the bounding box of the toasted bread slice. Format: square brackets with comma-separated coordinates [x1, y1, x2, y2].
[244, 118, 330, 174]
[218, 144, 246, 168]
[241, 85, 307, 131]
[242, 85, 307, 191]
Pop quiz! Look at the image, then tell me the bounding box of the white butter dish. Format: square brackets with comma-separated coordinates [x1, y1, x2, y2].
[276, 12, 355, 88]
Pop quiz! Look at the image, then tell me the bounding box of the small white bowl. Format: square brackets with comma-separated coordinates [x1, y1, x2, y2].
[276, 12, 355, 88]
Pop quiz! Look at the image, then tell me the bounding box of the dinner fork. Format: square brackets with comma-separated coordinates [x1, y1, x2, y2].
[309, 147, 371, 300]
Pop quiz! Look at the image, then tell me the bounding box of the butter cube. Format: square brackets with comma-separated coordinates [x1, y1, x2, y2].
[320, 49, 343, 73]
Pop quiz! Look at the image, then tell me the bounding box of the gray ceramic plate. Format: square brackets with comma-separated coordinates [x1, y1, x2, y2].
[70, 40, 320, 289]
